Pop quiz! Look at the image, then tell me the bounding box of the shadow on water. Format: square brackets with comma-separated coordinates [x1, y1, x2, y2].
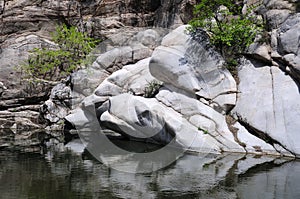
[0, 137, 300, 199]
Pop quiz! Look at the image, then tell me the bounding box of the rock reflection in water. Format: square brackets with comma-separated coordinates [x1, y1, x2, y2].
[79, 131, 185, 174]
[0, 139, 299, 199]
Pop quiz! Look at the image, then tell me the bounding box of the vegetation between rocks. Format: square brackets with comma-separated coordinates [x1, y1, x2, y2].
[144, 80, 163, 98]
[21, 24, 99, 82]
[198, 127, 209, 135]
[188, 0, 264, 72]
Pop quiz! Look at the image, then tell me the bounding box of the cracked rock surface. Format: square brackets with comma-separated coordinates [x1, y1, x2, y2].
[66, 25, 292, 157]
[233, 59, 300, 157]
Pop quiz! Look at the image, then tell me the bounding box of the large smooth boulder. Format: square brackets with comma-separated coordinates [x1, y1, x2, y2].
[156, 88, 281, 155]
[94, 58, 159, 97]
[149, 25, 237, 113]
[233, 59, 300, 157]
[99, 93, 245, 153]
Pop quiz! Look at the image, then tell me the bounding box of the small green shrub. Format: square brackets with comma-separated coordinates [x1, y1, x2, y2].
[144, 80, 162, 98]
[188, 0, 263, 70]
[198, 127, 209, 135]
[51, 25, 98, 58]
[22, 24, 99, 81]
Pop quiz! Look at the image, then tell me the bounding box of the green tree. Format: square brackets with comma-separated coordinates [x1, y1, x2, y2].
[188, 0, 263, 70]
[22, 24, 99, 81]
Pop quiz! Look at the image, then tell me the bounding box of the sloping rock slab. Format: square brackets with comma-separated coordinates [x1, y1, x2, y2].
[149, 25, 237, 113]
[233, 59, 300, 157]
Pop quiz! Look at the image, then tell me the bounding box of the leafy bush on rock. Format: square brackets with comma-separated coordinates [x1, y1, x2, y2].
[188, 0, 263, 70]
[22, 25, 99, 81]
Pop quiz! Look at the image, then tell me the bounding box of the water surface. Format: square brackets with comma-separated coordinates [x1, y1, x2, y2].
[0, 139, 299, 199]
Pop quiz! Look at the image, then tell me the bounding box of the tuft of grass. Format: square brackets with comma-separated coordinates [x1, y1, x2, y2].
[144, 80, 162, 98]
[198, 127, 209, 135]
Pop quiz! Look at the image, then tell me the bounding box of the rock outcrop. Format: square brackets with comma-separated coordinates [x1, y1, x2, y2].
[45, 27, 168, 131]
[277, 13, 300, 82]
[232, 59, 299, 156]
[0, 0, 199, 134]
[233, 0, 300, 157]
[66, 25, 288, 157]
[0, 0, 198, 42]
[66, 0, 300, 157]
[1, 0, 300, 158]
[150, 25, 237, 113]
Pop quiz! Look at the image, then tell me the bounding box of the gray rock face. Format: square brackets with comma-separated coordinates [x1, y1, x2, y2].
[0, 0, 198, 44]
[40, 83, 72, 130]
[233, 122, 280, 155]
[94, 58, 158, 97]
[89, 93, 244, 153]
[253, 0, 297, 29]
[49, 27, 167, 135]
[95, 28, 168, 73]
[155, 89, 245, 153]
[233, 59, 300, 157]
[149, 25, 237, 113]
[67, 27, 229, 154]
[278, 14, 300, 55]
[67, 89, 282, 155]
[67, 56, 162, 133]
[237, 6, 300, 158]
[40, 64, 109, 130]
[277, 13, 300, 82]
[250, 3, 300, 85]
[0, 109, 41, 130]
[66, 28, 169, 122]
[0, 34, 57, 133]
[1, 0, 298, 159]
[66, 25, 288, 157]
[71, 67, 110, 98]
[0, 34, 56, 88]
[0, 0, 197, 134]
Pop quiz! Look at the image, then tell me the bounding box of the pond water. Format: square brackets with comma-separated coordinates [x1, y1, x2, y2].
[1, 139, 300, 199]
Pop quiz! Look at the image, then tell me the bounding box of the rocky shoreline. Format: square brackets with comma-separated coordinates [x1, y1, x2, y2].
[1, 0, 300, 158]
